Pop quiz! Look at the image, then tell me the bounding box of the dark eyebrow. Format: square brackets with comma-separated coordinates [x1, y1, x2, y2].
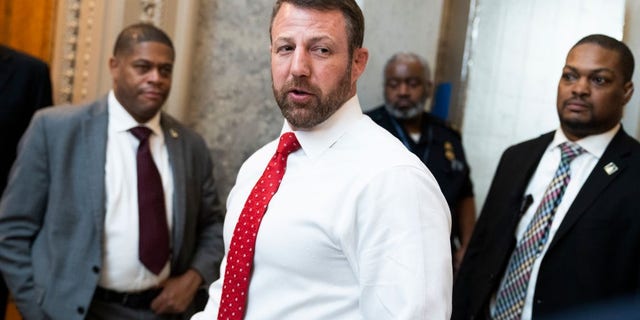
[564, 65, 614, 74]
[308, 36, 334, 43]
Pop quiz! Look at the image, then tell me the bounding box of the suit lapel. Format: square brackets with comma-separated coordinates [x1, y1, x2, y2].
[509, 133, 555, 218]
[82, 98, 109, 236]
[549, 129, 632, 247]
[162, 114, 186, 264]
[492, 133, 553, 265]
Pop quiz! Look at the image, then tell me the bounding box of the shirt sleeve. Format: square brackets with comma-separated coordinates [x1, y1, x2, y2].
[191, 275, 223, 319]
[353, 165, 452, 319]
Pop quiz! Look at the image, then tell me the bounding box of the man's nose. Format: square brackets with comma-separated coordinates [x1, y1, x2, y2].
[572, 77, 591, 96]
[290, 49, 311, 77]
[397, 82, 410, 95]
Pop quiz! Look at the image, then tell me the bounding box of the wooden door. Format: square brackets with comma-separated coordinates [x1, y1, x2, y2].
[0, 0, 57, 64]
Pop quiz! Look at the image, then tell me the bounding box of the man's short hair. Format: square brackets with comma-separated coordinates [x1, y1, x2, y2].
[270, 0, 365, 55]
[113, 23, 174, 57]
[573, 34, 635, 82]
[384, 52, 431, 84]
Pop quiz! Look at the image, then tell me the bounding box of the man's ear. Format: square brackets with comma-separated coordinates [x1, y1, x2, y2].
[623, 81, 634, 105]
[108, 56, 119, 76]
[425, 80, 434, 100]
[351, 47, 369, 82]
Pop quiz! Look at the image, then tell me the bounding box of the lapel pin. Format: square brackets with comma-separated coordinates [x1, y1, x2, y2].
[603, 162, 618, 175]
[170, 128, 179, 138]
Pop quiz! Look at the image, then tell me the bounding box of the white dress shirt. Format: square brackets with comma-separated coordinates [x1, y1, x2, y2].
[491, 124, 619, 320]
[193, 95, 452, 319]
[99, 90, 174, 291]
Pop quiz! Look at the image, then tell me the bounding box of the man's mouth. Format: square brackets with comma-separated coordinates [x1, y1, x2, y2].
[142, 90, 164, 100]
[289, 87, 312, 95]
[564, 99, 590, 112]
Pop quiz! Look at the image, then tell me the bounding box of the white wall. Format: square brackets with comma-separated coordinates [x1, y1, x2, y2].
[461, 0, 626, 210]
[357, 0, 444, 111]
[623, 0, 640, 138]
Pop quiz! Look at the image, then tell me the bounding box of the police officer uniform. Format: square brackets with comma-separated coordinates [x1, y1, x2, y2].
[366, 106, 474, 249]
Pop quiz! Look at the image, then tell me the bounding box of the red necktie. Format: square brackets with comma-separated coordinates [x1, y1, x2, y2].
[217, 132, 300, 320]
[130, 126, 170, 275]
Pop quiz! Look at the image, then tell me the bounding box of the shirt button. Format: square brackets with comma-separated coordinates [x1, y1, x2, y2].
[77, 306, 85, 314]
[92, 266, 100, 274]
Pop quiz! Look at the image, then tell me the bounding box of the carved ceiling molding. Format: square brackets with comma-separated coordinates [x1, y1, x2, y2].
[140, 0, 165, 25]
[58, 0, 82, 104]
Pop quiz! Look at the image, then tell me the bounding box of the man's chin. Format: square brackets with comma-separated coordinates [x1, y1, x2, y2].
[385, 104, 423, 120]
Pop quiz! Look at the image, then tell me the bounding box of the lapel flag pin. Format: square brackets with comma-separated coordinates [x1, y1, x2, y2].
[170, 128, 179, 138]
[603, 162, 618, 175]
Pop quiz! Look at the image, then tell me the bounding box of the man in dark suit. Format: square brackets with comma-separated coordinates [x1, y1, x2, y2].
[453, 34, 639, 319]
[0, 44, 53, 319]
[0, 23, 224, 319]
[366, 52, 476, 272]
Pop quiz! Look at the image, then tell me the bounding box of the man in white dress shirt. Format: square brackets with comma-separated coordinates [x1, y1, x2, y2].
[193, 0, 452, 319]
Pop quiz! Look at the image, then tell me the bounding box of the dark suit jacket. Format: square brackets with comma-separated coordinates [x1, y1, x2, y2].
[0, 97, 225, 319]
[0, 45, 52, 194]
[452, 128, 640, 319]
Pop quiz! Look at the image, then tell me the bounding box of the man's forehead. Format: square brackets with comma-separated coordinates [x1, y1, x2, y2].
[271, 4, 346, 37]
[565, 44, 622, 72]
[387, 62, 423, 75]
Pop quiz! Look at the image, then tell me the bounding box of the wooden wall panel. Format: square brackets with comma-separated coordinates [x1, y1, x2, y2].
[0, 0, 57, 64]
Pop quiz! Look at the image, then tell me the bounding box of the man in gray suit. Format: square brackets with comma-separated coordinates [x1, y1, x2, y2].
[0, 23, 224, 319]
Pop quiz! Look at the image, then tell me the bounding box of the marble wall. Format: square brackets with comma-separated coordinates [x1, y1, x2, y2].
[188, 0, 281, 203]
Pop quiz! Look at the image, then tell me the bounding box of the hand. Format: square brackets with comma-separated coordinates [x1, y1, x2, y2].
[453, 246, 467, 276]
[151, 269, 203, 314]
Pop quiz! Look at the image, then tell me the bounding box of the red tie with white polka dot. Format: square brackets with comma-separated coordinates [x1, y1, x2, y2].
[217, 132, 300, 320]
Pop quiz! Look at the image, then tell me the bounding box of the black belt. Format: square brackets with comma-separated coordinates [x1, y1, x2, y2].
[93, 286, 162, 309]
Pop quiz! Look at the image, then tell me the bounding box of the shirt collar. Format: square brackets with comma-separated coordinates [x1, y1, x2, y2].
[549, 123, 620, 159]
[281, 95, 363, 159]
[108, 90, 163, 137]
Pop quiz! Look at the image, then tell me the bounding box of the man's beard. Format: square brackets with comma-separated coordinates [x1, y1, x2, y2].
[273, 66, 352, 129]
[384, 100, 425, 120]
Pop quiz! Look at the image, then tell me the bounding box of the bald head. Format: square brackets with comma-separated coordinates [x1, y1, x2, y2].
[384, 52, 431, 83]
[383, 52, 433, 119]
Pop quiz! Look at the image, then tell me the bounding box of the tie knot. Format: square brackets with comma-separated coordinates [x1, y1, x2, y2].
[130, 126, 153, 141]
[559, 141, 585, 163]
[277, 132, 301, 155]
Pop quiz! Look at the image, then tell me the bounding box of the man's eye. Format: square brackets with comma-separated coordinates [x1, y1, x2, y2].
[135, 64, 151, 72]
[408, 80, 422, 88]
[591, 76, 607, 85]
[160, 66, 173, 76]
[277, 46, 294, 53]
[562, 73, 577, 81]
[386, 81, 399, 89]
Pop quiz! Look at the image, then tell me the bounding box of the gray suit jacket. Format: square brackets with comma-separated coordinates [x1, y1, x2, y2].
[0, 97, 225, 319]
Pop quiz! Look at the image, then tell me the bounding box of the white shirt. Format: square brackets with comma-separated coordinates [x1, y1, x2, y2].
[193, 96, 452, 320]
[491, 124, 619, 320]
[99, 90, 174, 291]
